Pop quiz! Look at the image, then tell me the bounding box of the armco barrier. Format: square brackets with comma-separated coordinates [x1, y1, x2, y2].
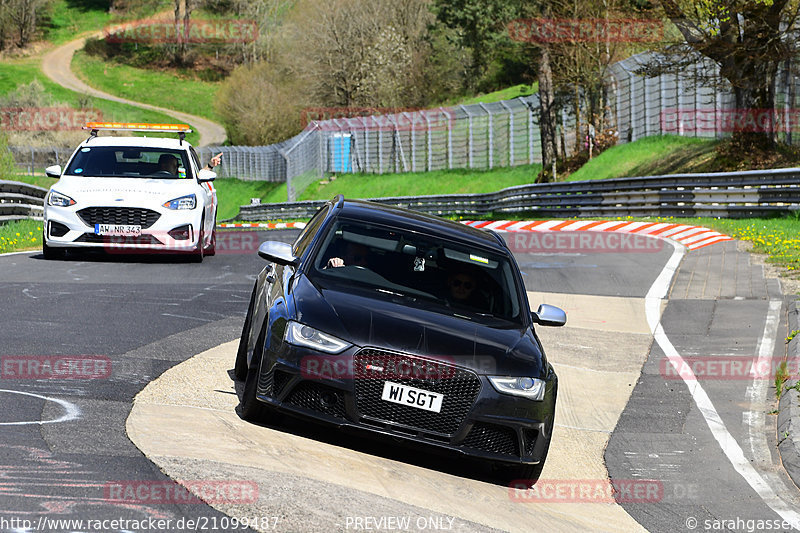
[237, 168, 800, 221]
[0, 180, 47, 223]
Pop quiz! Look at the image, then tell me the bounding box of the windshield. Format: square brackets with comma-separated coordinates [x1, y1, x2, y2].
[64, 146, 193, 179]
[308, 219, 523, 324]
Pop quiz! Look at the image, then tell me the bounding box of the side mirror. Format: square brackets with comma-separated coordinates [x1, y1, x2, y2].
[532, 304, 566, 327]
[45, 165, 62, 178]
[197, 169, 216, 182]
[258, 241, 298, 266]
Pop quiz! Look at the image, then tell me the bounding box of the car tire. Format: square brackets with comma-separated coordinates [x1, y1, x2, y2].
[239, 319, 273, 423]
[498, 410, 554, 488]
[42, 232, 62, 260]
[205, 228, 216, 256]
[191, 219, 205, 263]
[512, 441, 550, 487]
[234, 285, 257, 381]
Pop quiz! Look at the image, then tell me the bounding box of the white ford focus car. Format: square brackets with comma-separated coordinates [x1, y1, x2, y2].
[42, 122, 217, 261]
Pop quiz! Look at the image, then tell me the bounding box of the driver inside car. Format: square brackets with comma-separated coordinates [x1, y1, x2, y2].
[326, 241, 370, 268]
[157, 154, 178, 175]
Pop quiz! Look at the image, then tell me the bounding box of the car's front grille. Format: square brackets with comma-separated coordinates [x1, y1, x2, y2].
[353, 349, 481, 437]
[285, 382, 347, 419]
[75, 233, 162, 245]
[77, 207, 160, 229]
[463, 422, 519, 456]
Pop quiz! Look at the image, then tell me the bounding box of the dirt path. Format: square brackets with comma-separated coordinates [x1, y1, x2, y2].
[41, 33, 227, 147]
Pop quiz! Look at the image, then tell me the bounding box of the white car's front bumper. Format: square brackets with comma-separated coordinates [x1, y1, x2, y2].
[44, 203, 203, 253]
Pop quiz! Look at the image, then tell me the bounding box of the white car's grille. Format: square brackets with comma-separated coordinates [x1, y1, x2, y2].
[77, 207, 161, 229]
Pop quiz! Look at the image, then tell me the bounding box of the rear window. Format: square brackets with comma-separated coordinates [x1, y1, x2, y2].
[308, 219, 523, 325]
[65, 146, 193, 179]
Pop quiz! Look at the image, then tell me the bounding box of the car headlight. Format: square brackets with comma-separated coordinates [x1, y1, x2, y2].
[48, 190, 76, 207]
[284, 321, 351, 354]
[488, 376, 547, 401]
[163, 194, 196, 210]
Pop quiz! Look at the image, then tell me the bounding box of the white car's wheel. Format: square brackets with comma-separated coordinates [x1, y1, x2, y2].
[42, 232, 62, 260]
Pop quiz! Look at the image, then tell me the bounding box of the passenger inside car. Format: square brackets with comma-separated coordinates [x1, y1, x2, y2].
[446, 266, 491, 312]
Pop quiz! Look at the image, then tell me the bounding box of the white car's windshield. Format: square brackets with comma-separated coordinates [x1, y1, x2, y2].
[64, 146, 193, 179]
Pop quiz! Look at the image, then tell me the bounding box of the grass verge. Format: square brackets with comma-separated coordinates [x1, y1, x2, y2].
[214, 178, 284, 220]
[567, 136, 719, 181]
[444, 83, 538, 106]
[0, 219, 42, 253]
[72, 50, 221, 123]
[0, 59, 201, 145]
[298, 164, 542, 201]
[45, 0, 119, 45]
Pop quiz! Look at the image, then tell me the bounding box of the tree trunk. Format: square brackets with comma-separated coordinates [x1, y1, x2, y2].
[730, 79, 776, 150]
[538, 46, 557, 183]
[574, 85, 581, 154]
[182, 0, 193, 66]
[174, 0, 182, 65]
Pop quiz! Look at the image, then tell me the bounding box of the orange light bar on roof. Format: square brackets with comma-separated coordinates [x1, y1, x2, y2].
[83, 122, 193, 133]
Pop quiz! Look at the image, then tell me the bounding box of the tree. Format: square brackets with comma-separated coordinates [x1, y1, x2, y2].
[0, 0, 52, 48]
[432, 0, 521, 90]
[657, 0, 800, 148]
[296, 0, 434, 108]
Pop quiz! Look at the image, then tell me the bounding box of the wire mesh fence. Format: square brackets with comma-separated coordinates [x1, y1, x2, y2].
[607, 51, 800, 146]
[12, 51, 800, 204]
[9, 146, 75, 176]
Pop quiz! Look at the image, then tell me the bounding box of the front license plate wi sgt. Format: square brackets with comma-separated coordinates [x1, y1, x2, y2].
[380, 381, 444, 413]
[94, 224, 142, 237]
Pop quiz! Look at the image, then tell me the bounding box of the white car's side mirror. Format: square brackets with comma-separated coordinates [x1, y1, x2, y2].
[45, 165, 62, 178]
[197, 169, 216, 182]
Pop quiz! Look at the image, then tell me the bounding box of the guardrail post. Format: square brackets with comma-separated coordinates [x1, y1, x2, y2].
[500, 101, 514, 166]
[444, 107, 453, 170]
[459, 105, 473, 169]
[378, 125, 384, 174]
[423, 111, 432, 171]
[479, 103, 493, 169]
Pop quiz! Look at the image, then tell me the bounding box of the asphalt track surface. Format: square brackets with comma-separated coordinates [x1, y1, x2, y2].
[0, 229, 798, 532]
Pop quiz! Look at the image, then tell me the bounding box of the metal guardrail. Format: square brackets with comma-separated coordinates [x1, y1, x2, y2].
[237, 168, 800, 221]
[5, 169, 798, 225]
[0, 180, 48, 223]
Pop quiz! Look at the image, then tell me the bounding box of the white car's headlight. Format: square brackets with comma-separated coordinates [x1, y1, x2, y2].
[163, 194, 196, 210]
[488, 376, 547, 401]
[48, 190, 76, 207]
[284, 321, 351, 354]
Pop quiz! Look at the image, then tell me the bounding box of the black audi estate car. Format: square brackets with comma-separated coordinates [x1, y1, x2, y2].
[235, 196, 565, 482]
